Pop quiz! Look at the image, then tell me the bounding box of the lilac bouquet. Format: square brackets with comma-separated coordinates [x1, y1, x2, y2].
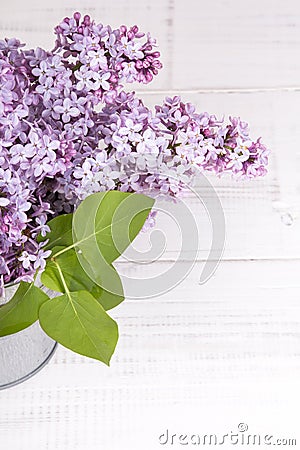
[0, 13, 269, 363]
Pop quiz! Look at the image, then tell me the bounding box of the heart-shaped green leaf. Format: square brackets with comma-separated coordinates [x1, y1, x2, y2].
[72, 191, 155, 264]
[0, 282, 49, 337]
[41, 247, 124, 310]
[39, 290, 118, 364]
[70, 191, 154, 293]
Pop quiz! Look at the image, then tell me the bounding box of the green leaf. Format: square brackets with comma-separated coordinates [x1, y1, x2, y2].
[38, 213, 73, 249]
[41, 247, 124, 310]
[73, 191, 155, 264]
[39, 290, 118, 364]
[70, 191, 154, 293]
[0, 282, 49, 337]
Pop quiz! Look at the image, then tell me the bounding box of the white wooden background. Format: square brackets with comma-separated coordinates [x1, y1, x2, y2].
[1, 1, 300, 449]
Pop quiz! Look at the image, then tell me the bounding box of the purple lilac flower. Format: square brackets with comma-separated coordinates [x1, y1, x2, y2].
[0, 12, 269, 293]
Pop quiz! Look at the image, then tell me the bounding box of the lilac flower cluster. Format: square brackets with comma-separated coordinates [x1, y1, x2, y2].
[0, 12, 269, 290]
[65, 94, 269, 202]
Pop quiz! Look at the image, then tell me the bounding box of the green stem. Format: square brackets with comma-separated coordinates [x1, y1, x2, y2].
[52, 259, 79, 318]
[33, 270, 39, 283]
[53, 259, 70, 297]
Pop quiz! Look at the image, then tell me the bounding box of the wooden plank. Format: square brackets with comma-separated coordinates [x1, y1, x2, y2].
[172, 0, 300, 89]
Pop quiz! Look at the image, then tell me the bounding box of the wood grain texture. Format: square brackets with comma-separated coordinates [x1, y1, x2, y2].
[0, 1, 300, 449]
[1, 0, 300, 89]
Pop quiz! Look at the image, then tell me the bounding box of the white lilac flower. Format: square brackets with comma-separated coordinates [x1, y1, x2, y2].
[10, 144, 35, 164]
[33, 216, 50, 237]
[111, 134, 131, 155]
[33, 156, 54, 177]
[53, 98, 80, 123]
[96, 166, 120, 189]
[0, 169, 13, 190]
[73, 160, 93, 180]
[75, 68, 95, 91]
[36, 77, 60, 102]
[119, 119, 143, 141]
[39, 135, 60, 159]
[171, 110, 189, 126]
[105, 33, 117, 57]
[48, 55, 63, 72]
[93, 71, 111, 91]
[74, 35, 100, 53]
[121, 61, 137, 82]
[32, 60, 55, 83]
[0, 197, 10, 207]
[18, 251, 37, 270]
[126, 42, 144, 60]
[33, 249, 52, 270]
[24, 132, 42, 155]
[87, 49, 107, 69]
[136, 129, 159, 154]
[227, 139, 251, 171]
